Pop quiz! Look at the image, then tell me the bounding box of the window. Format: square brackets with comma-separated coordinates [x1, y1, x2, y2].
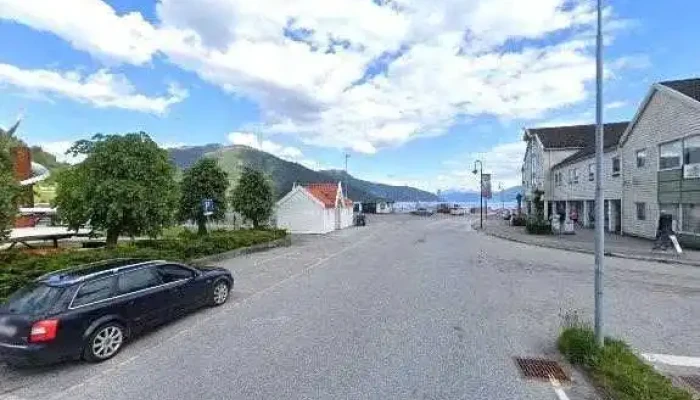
[588, 163, 594, 181]
[636, 149, 646, 168]
[572, 168, 579, 184]
[72, 277, 116, 308]
[659, 140, 682, 170]
[568, 169, 573, 184]
[5, 283, 64, 315]
[682, 204, 700, 234]
[684, 136, 700, 165]
[117, 268, 162, 295]
[157, 264, 195, 284]
[636, 202, 646, 220]
[612, 156, 621, 176]
[554, 172, 561, 186]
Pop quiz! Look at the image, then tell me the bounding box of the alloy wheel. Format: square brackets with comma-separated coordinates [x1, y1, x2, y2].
[92, 325, 123, 359]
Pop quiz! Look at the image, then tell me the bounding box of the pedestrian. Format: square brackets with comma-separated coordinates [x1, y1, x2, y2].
[570, 208, 579, 226]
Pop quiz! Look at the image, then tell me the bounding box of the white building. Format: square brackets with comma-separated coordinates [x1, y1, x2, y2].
[275, 182, 354, 234]
[619, 78, 700, 244]
[522, 122, 629, 225]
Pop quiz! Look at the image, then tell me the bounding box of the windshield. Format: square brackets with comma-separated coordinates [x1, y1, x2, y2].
[3, 283, 64, 315]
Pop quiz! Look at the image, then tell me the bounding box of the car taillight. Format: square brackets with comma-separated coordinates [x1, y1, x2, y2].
[29, 319, 59, 343]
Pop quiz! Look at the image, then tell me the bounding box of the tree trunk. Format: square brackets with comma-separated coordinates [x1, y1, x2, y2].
[252, 219, 259, 229]
[106, 229, 119, 249]
[197, 216, 207, 236]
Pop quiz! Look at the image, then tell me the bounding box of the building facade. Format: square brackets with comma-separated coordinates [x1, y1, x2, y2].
[521, 78, 700, 245]
[620, 79, 700, 242]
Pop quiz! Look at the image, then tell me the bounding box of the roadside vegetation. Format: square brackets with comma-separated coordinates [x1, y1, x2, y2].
[1, 132, 285, 301]
[558, 312, 691, 400]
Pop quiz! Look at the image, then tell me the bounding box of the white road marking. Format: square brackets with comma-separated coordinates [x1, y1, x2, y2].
[642, 353, 700, 368]
[47, 228, 384, 400]
[549, 376, 571, 400]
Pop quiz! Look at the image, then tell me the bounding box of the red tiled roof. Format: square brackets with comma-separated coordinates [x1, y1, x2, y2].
[304, 183, 352, 208]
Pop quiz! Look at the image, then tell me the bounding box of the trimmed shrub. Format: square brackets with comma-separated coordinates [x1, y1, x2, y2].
[511, 215, 527, 226]
[0, 229, 286, 301]
[526, 217, 551, 234]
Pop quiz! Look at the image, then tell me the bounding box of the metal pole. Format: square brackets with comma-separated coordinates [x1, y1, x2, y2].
[480, 165, 483, 228]
[344, 153, 350, 200]
[594, 0, 605, 347]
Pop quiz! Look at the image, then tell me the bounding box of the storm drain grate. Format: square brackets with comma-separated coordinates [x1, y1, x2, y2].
[514, 357, 569, 382]
[679, 375, 700, 392]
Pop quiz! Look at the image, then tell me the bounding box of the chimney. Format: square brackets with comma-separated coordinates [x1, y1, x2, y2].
[12, 146, 32, 181]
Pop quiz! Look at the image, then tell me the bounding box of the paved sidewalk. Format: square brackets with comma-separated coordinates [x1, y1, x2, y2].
[479, 217, 700, 267]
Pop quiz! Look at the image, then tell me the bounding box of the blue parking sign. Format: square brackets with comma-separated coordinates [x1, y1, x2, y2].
[202, 199, 214, 216]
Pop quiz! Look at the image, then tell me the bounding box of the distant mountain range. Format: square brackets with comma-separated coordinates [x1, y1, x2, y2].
[168, 144, 438, 202]
[439, 186, 523, 203]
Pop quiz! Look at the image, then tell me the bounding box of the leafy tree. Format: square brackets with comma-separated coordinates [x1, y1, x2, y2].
[177, 158, 229, 235]
[54, 133, 178, 247]
[0, 132, 18, 239]
[230, 167, 274, 228]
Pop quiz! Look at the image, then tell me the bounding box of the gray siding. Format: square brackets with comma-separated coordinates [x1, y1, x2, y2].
[550, 150, 621, 201]
[621, 89, 700, 238]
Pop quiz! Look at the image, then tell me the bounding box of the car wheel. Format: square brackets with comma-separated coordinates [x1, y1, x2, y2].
[83, 323, 125, 362]
[211, 280, 230, 306]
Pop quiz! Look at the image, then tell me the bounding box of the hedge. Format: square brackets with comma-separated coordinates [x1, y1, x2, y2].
[558, 327, 692, 400]
[0, 229, 286, 301]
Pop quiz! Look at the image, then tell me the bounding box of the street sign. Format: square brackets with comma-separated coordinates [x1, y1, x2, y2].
[202, 199, 214, 216]
[481, 174, 492, 199]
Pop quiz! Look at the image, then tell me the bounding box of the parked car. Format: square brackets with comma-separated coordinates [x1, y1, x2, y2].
[450, 206, 467, 216]
[0, 259, 233, 366]
[411, 207, 434, 216]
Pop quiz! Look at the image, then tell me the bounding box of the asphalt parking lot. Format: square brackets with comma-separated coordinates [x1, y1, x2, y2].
[1, 214, 699, 399]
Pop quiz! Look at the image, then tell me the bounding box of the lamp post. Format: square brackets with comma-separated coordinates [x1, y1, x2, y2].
[472, 160, 483, 229]
[344, 152, 350, 200]
[499, 182, 505, 211]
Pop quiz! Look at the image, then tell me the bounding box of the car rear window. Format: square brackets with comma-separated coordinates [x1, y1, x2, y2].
[3, 283, 64, 315]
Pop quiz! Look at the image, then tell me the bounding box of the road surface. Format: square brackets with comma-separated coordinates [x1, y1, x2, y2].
[2, 214, 699, 399]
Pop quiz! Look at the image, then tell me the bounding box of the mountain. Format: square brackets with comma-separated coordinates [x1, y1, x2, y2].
[320, 170, 437, 202]
[168, 144, 438, 202]
[440, 186, 522, 203]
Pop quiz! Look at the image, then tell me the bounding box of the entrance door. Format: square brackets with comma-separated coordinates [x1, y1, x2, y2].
[613, 200, 622, 233]
[604, 200, 610, 232]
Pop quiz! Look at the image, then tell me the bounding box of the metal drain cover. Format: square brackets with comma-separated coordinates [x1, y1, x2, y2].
[514, 357, 569, 382]
[679, 375, 700, 392]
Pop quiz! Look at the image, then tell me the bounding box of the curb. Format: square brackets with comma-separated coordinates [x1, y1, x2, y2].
[192, 236, 292, 264]
[476, 224, 700, 267]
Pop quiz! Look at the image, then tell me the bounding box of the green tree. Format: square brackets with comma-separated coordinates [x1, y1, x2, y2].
[177, 158, 229, 235]
[230, 167, 274, 228]
[0, 132, 18, 239]
[54, 133, 178, 247]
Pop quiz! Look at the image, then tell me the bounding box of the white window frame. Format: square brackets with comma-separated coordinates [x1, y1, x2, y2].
[635, 202, 646, 221]
[659, 139, 682, 171]
[636, 149, 647, 168]
[588, 163, 594, 181]
[612, 156, 621, 177]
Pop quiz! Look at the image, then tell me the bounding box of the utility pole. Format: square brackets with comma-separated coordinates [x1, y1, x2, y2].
[344, 152, 350, 200]
[594, 0, 605, 347]
[472, 160, 483, 229]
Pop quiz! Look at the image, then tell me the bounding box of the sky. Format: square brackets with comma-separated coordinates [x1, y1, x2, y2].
[0, 0, 698, 192]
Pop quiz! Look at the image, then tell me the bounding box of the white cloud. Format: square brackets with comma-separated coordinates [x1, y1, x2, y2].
[37, 141, 86, 164]
[0, 63, 187, 114]
[227, 132, 321, 169]
[605, 100, 627, 110]
[0, 0, 635, 151]
[435, 141, 526, 191]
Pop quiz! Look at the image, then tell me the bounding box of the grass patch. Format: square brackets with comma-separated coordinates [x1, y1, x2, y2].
[558, 327, 692, 400]
[0, 228, 286, 301]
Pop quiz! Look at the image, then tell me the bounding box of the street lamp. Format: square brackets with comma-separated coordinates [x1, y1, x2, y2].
[499, 182, 504, 211]
[472, 160, 483, 229]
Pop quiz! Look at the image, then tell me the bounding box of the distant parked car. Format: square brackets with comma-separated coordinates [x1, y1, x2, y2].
[450, 206, 467, 216]
[411, 207, 434, 216]
[0, 259, 233, 366]
[354, 213, 366, 226]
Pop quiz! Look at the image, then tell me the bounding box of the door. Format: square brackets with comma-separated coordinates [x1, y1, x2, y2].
[156, 264, 209, 315]
[116, 268, 171, 331]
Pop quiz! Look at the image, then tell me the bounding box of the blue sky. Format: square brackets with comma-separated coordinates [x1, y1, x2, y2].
[0, 0, 698, 192]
